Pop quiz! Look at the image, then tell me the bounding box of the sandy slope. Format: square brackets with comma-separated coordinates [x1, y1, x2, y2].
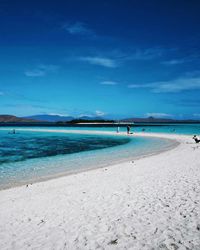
[0, 132, 200, 250]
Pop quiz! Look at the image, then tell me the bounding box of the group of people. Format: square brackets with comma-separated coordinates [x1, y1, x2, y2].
[116, 128, 200, 142]
[116, 125, 132, 134]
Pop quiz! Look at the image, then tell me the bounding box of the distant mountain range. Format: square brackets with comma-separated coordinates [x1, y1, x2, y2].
[0, 115, 38, 123]
[24, 114, 74, 122]
[0, 114, 199, 123]
[24, 114, 104, 122]
[121, 116, 200, 123]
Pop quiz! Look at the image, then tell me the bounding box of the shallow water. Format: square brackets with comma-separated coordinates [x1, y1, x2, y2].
[0, 128, 176, 189]
[1, 123, 199, 135]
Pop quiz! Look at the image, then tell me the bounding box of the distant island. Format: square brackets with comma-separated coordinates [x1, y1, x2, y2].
[0, 114, 200, 126]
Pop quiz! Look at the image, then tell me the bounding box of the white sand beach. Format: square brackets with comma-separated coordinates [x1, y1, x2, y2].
[0, 132, 200, 250]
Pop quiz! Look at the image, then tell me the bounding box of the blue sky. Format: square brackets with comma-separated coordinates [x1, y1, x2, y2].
[0, 0, 200, 119]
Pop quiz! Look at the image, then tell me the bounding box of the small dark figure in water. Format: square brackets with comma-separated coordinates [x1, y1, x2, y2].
[193, 135, 200, 143]
[127, 125, 131, 134]
[142, 128, 145, 132]
[8, 129, 16, 134]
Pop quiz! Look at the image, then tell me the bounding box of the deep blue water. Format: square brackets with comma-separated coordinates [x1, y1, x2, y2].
[0, 130, 130, 164]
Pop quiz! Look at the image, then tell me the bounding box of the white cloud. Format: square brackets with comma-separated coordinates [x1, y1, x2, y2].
[47, 113, 70, 117]
[145, 113, 173, 118]
[25, 64, 59, 77]
[95, 110, 106, 117]
[128, 84, 148, 89]
[78, 110, 106, 118]
[79, 56, 117, 68]
[25, 69, 46, 77]
[63, 22, 94, 36]
[100, 81, 118, 85]
[78, 114, 93, 118]
[128, 76, 200, 93]
[73, 47, 168, 70]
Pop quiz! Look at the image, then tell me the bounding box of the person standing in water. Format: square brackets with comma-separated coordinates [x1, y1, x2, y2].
[127, 125, 131, 134]
[116, 121, 120, 133]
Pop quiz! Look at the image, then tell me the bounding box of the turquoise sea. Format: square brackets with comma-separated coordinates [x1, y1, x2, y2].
[0, 124, 198, 189]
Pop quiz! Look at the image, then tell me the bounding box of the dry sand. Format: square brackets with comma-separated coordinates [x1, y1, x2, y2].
[0, 132, 200, 250]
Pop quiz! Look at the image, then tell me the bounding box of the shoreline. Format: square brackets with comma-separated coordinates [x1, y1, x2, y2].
[0, 131, 179, 191]
[1, 132, 200, 249]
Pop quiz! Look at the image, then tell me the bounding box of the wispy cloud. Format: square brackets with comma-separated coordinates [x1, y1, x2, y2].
[46, 112, 70, 117]
[70, 47, 172, 70]
[100, 81, 118, 85]
[79, 56, 118, 68]
[161, 59, 187, 65]
[125, 47, 167, 61]
[193, 113, 200, 117]
[128, 83, 148, 89]
[63, 22, 94, 36]
[0, 91, 4, 96]
[128, 76, 200, 93]
[98, 47, 165, 63]
[25, 64, 59, 77]
[145, 113, 173, 118]
[25, 69, 46, 77]
[95, 110, 106, 117]
[78, 110, 106, 118]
